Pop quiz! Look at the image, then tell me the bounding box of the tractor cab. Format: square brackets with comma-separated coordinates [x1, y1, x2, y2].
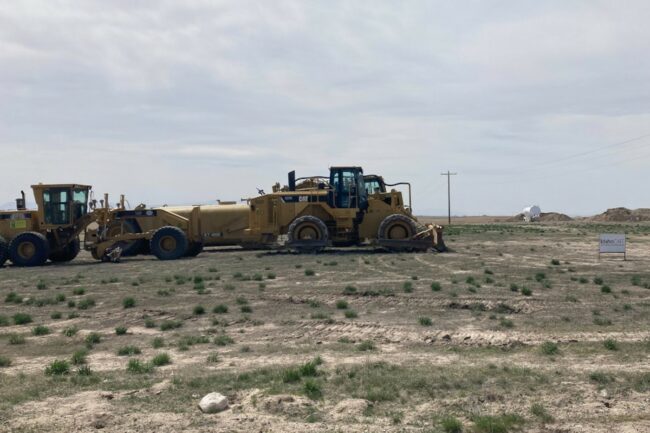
[31, 184, 91, 228]
[328, 166, 368, 210]
[363, 175, 387, 195]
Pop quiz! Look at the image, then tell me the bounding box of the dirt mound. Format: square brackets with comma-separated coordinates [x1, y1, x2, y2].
[539, 212, 573, 222]
[507, 212, 572, 222]
[591, 207, 650, 222]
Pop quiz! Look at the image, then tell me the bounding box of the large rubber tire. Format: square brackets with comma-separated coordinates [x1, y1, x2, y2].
[378, 214, 417, 240]
[0, 235, 8, 267]
[49, 237, 81, 263]
[9, 232, 50, 267]
[150, 226, 188, 261]
[104, 219, 144, 256]
[185, 242, 203, 257]
[287, 215, 329, 253]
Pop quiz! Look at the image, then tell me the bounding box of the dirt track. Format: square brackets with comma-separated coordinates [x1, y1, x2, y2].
[1, 222, 650, 432]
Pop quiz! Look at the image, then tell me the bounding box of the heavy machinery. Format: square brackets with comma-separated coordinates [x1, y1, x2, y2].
[1, 167, 443, 266]
[98, 166, 444, 260]
[0, 184, 93, 266]
[247, 166, 445, 252]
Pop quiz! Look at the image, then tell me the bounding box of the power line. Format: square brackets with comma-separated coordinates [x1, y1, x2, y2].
[440, 171, 457, 225]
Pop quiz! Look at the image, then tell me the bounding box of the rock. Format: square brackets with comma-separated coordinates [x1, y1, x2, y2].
[99, 391, 114, 400]
[199, 392, 229, 413]
[91, 412, 111, 429]
[330, 398, 371, 420]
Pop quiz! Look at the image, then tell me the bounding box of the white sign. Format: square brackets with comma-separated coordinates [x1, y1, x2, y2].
[599, 234, 626, 254]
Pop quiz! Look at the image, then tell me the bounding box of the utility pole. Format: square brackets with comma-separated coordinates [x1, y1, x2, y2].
[440, 171, 457, 225]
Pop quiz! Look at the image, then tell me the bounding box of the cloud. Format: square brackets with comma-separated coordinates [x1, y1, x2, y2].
[0, 1, 648, 215]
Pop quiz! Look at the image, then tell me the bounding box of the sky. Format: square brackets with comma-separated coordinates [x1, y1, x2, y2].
[1, 0, 649, 216]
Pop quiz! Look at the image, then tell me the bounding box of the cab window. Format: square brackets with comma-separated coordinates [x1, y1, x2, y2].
[43, 188, 71, 225]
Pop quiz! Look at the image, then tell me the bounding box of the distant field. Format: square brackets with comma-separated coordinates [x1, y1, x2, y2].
[1, 221, 650, 432]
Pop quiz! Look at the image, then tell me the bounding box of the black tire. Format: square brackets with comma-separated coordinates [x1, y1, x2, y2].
[150, 226, 188, 260]
[0, 235, 8, 267]
[49, 237, 81, 263]
[185, 242, 203, 257]
[9, 232, 50, 267]
[287, 215, 328, 253]
[378, 214, 417, 240]
[104, 219, 144, 256]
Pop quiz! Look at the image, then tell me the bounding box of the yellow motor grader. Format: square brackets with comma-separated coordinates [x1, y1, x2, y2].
[0, 184, 98, 266]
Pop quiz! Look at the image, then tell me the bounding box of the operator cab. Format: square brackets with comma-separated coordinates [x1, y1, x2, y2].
[32, 184, 91, 226]
[328, 167, 368, 210]
[363, 175, 387, 195]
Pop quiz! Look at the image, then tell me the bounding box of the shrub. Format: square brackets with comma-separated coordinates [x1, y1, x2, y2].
[151, 353, 171, 366]
[71, 349, 88, 365]
[5, 292, 21, 303]
[534, 272, 546, 282]
[13, 313, 32, 325]
[499, 318, 514, 329]
[115, 326, 128, 336]
[193, 305, 206, 315]
[472, 414, 524, 433]
[122, 297, 136, 309]
[509, 283, 519, 292]
[0, 315, 8, 326]
[344, 310, 358, 319]
[77, 298, 96, 310]
[62, 326, 78, 337]
[236, 297, 248, 305]
[419, 317, 433, 326]
[579, 277, 588, 284]
[45, 359, 70, 376]
[431, 282, 442, 291]
[594, 276, 604, 285]
[32, 325, 50, 336]
[357, 340, 376, 351]
[299, 357, 322, 377]
[152, 337, 164, 348]
[55, 293, 66, 302]
[600, 285, 612, 294]
[343, 285, 357, 295]
[603, 339, 618, 351]
[305, 269, 315, 276]
[441, 416, 463, 433]
[540, 341, 559, 355]
[127, 359, 153, 374]
[240, 305, 253, 313]
[9, 334, 25, 345]
[144, 318, 156, 328]
[403, 281, 413, 293]
[521, 287, 532, 296]
[72, 287, 85, 295]
[593, 317, 612, 326]
[77, 365, 92, 376]
[0, 356, 11, 367]
[303, 379, 323, 400]
[67, 300, 76, 308]
[530, 403, 554, 422]
[213, 304, 228, 314]
[253, 273, 263, 281]
[267, 272, 276, 279]
[282, 368, 302, 383]
[550, 259, 560, 266]
[336, 300, 348, 309]
[160, 320, 182, 331]
[85, 332, 101, 346]
[589, 371, 613, 385]
[214, 334, 235, 346]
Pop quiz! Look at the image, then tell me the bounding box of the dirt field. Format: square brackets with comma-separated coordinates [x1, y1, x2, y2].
[1, 221, 650, 433]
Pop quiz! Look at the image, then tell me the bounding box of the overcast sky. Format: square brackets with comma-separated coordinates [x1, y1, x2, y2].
[1, 1, 649, 215]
